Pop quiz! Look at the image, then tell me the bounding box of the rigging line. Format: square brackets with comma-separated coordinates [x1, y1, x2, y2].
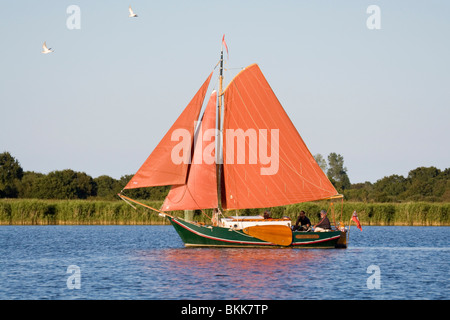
[224, 67, 245, 70]
[328, 202, 338, 229]
[118, 193, 174, 218]
[214, 59, 220, 69]
[218, 207, 226, 219]
[119, 193, 137, 210]
[198, 207, 212, 221]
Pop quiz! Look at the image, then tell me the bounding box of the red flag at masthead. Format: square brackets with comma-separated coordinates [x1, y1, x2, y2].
[222, 34, 229, 59]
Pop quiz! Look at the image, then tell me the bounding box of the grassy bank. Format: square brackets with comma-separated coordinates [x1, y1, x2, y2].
[0, 199, 449, 226]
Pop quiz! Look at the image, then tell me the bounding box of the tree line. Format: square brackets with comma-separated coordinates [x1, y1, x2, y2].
[315, 153, 450, 202]
[1, 151, 449, 202]
[0, 152, 169, 200]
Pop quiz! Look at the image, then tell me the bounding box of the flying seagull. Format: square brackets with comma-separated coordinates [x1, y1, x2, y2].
[128, 6, 138, 17]
[41, 42, 54, 54]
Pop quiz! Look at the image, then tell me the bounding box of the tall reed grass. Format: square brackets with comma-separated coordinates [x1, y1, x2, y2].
[275, 201, 450, 226]
[0, 199, 448, 226]
[0, 199, 177, 225]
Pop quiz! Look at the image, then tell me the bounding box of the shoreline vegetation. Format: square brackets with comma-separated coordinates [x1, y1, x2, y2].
[1, 152, 449, 226]
[0, 199, 448, 226]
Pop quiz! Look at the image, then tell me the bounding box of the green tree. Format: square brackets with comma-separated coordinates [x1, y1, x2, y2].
[344, 181, 373, 202]
[372, 174, 407, 202]
[75, 171, 97, 199]
[17, 171, 44, 198]
[0, 152, 23, 198]
[33, 169, 96, 199]
[343, 166, 450, 202]
[94, 175, 119, 199]
[403, 167, 442, 201]
[439, 168, 450, 201]
[327, 152, 351, 192]
[314, 154, 328, 173]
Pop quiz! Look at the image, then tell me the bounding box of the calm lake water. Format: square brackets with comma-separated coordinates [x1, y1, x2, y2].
[0, 225, 448, 300]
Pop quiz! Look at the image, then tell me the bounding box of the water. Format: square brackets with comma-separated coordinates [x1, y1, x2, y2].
[0, 226, 448, 300]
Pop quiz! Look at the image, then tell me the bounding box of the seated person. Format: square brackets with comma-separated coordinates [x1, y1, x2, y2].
[263, 210, 271, 219]
[314, 210, 332, 232]
[292, 210, 311, 231]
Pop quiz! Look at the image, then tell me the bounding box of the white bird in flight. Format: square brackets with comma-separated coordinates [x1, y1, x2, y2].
[41, 42, 54, 54]
[128, 6, 138, 17]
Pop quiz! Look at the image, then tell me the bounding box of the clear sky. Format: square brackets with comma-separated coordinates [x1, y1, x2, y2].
[1, 0, 449, 184]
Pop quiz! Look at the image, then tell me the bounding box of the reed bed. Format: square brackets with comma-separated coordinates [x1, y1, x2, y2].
[278, 201, 450, 226]
[0, 199, 448, 226]
[0, 199, 179, 225]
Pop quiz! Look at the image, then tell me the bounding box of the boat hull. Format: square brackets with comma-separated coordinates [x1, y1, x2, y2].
[168, 217, 346, 248]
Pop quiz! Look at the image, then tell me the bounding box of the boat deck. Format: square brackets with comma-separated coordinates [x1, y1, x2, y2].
[220, 216, 292, 229]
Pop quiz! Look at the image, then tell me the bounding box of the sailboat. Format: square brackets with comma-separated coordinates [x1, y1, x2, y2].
[119, 38, 347, 248]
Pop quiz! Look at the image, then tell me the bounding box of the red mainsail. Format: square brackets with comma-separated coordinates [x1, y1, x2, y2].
[124, 72, 213, 189]
[222, 64, 338, 210]
[162, 91, 218, 211]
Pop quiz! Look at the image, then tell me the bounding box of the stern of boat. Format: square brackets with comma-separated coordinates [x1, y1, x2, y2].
[335, 230, 347, 249]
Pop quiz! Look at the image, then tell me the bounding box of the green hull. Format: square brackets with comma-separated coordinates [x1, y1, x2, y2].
[168, 217, 346, 248]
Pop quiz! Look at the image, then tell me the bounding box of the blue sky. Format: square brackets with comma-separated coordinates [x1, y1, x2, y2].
[1, 1, 449, 183]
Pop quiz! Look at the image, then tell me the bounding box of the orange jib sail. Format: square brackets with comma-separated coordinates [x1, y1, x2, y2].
[222, 64, 338, 210]
[162, 91, 218, 211]
[124, 72, 213, 189]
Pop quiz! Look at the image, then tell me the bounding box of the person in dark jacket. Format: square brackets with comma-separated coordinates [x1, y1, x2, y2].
[314, 210, 332, 232]
[292, 210, 311, 231]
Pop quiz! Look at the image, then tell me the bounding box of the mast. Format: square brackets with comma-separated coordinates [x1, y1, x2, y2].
[216, 40, 224, 211]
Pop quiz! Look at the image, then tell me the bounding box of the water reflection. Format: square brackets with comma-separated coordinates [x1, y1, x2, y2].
[163, 248, 326, 267]
[134, 248, 341, 299]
